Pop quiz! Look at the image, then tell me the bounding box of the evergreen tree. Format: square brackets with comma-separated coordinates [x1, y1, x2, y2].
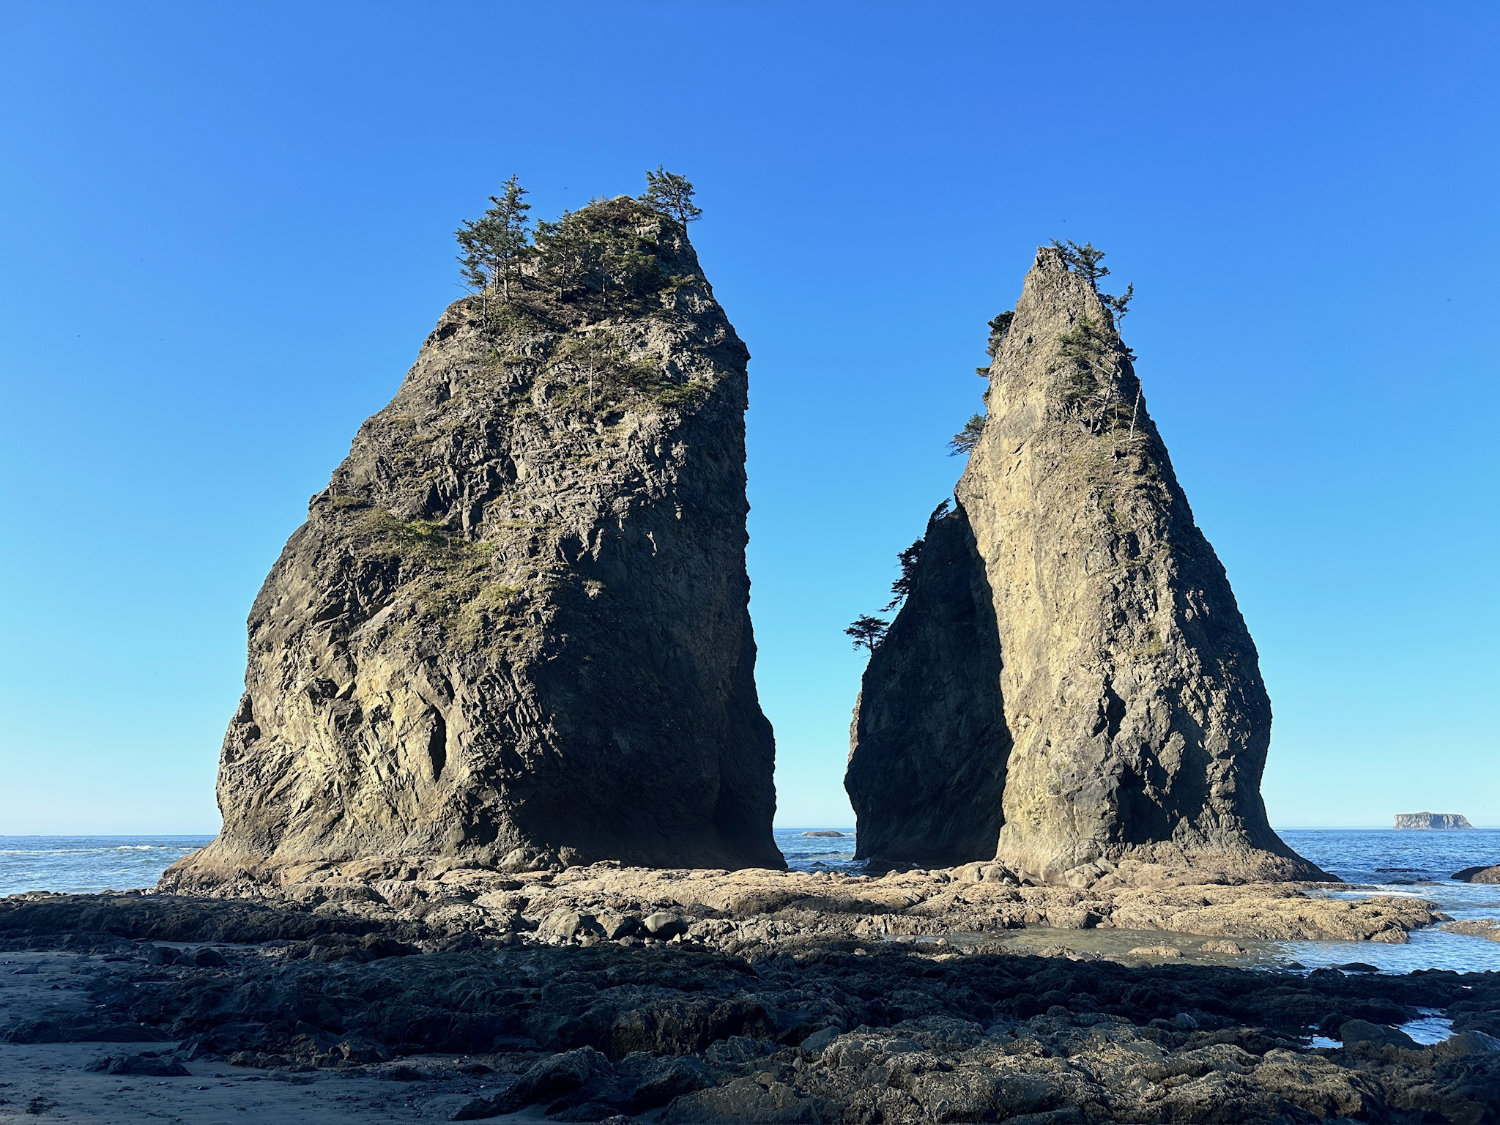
[1057, 314, 1111, 366]
[456, 175, 531, 308]
[986, 310, 1015, 358]
[533, 197, 665, 307]
[1102, 282, 1134, 327]
[640, 166, 702, 227]
[845, 615, 889, 655]
[1050, 240, 1135, 332]
[1050, 238, 1110, 288]
[532, 210, 593, 299]
[949, 412, 986, 456]
[883, 538, 925, 612]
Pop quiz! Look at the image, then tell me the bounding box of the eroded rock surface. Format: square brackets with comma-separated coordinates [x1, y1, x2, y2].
[167, 197, 780, 888]
[850, 247, 1321, 884]
[1, 893, 1494, 1125]
[113, 861, 1442, 952]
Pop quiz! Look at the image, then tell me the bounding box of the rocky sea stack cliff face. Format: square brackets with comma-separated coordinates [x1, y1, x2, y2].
[167, 196, 781, 887]
[1396, 813, 1473, 830]
[848, 246, 1323, 885]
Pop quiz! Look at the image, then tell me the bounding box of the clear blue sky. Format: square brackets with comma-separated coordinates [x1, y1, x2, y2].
[1, 2, 1496, 835]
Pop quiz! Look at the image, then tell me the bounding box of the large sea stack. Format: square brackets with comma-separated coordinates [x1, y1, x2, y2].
[168, 196, 781, 886]
[847, 246, 1322, 884]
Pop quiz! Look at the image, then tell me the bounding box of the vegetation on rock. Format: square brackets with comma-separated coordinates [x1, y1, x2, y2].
[949, 411, 986, 455]
[849, 244, 1322, 883]
[845, 615, 889, 655]
[173, 171, 781, 882]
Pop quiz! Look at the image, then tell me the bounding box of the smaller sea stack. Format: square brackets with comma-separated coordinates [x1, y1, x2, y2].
[1395, 813, 1473, 830]
[848, 245, 1325, 885]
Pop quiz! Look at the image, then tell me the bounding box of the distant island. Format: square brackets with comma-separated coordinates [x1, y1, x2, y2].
[1394, 812, 1473, 830]
[801, 830, 847, 838]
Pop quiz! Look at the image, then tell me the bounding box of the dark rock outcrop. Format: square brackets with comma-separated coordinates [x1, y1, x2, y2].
[848, 246, 1322, 884]
[1453, 866, 1500, 885]
[166, 197, 781, 885]
[845, 504, 1009, 868]
[1395, 812, 1473, 830]
[4, 895, 1495, 1125]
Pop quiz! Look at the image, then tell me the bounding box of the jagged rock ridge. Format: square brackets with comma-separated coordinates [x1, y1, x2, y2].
[848, 246, 1323, 884]
[167, 196, 781, 885]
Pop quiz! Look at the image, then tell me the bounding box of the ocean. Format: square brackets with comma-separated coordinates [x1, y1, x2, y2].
[3, 828, 1497, 973]
[0, 835, 214, 896]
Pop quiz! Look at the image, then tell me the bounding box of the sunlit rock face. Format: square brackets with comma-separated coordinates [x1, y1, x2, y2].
[166, 199, 782, 889]
[849, 247, 1323, 884]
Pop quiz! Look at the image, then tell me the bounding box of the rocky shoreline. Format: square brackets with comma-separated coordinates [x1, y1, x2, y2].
[160, 860, 1442, 949]
[4, 869, 1497, 1123]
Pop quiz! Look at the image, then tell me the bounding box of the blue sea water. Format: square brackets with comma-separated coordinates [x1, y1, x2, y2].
[0, 832, 859, 895]
[4, 828, 1497, 973]
[1275, 828, 1500, 973]
[775, 827, 859, 873]
[0, 835, 214, 896]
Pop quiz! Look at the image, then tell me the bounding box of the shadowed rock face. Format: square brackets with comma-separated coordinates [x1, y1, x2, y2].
[167, 198, 781, 886]
[849, 247, 1322, 883]
[845, 505, 1009, 868]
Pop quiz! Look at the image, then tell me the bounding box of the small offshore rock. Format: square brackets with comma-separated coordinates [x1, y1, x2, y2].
[1451, 864, 1500, 884]
[1393, 812, 1472, 830]
[1127, 946, 1183, 958]
[1437, 918, 1500, 941]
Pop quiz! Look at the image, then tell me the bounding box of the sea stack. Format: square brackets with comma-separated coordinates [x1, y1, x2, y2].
[1395, 813, 1473, 830]
[167, 195, 781, 885]
[847, 246, 1323, 884]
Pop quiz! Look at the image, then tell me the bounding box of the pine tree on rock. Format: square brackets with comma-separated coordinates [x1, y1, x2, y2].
[640, 166, 702, 227]
[845, 615, 889, 655]
[456, 175, 532, 308]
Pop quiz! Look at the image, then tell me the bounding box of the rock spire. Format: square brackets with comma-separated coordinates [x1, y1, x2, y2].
[168, 196, 782, 887]
[847, 246, 1323, 884]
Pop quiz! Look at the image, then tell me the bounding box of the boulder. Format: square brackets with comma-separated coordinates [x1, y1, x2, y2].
[1338, 1019, 1418, 1050]
[643, 911, 688, 939]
